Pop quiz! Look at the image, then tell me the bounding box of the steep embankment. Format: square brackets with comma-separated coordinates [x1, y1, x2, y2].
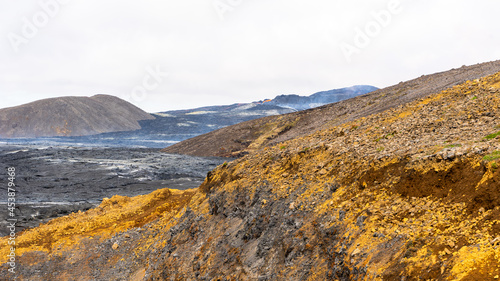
[163, 60, 500, 157]
[3, 71, 500, 280]
[0, 94, 154, 138]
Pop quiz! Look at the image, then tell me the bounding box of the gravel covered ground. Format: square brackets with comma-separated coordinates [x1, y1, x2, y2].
[0, 145, 227, 236]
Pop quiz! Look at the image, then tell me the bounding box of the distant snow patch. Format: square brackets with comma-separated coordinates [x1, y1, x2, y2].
[185, 111, 217, 115]
[232, 104, 256, 111]
[153, 113, 175, 117]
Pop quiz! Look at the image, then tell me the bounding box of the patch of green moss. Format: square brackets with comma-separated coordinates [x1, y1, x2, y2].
[483, 151, 500, 161]
[484, 131, 500, 140]
[375, 133, 396, 142]
[491, 162, 498, 170]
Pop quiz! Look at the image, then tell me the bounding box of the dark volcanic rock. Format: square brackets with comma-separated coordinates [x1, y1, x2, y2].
[0, 145, 227, 235]
[0, 94, 154, 138]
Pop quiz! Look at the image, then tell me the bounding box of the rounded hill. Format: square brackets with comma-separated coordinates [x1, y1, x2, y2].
[0, 94, 154, 138]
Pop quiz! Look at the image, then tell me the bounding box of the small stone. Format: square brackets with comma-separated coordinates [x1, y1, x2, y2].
[112, 243, 119, 250]
[262, 199, 267, 205]
[446, 151, 455, 160]
[289, 202, 295, 210]
[351, 248, 361, 256]
[339, 210, 346, 221]
[491, 237, 500, 245]
[356, 215, 367, 227]
[318, 169, 327, 175]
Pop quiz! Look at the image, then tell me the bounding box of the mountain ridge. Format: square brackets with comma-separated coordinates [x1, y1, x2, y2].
[162, 85, 378, 114]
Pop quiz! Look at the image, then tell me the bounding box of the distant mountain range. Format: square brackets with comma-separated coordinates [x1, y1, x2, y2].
[108, 85, 378, 140]
[0, 95, 154, 138]
[268, 85, 378, 110]
[0, 85, 377, 143]
[162, 85, 378, 115]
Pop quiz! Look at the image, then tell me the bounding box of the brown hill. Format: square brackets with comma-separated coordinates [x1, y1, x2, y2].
[0, 94, 154, 138]
[163, 60, 500, 157]
[4, 70, 500, 280]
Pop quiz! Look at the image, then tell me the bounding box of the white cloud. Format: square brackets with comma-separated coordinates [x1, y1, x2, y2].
[0, 0, 499, 112]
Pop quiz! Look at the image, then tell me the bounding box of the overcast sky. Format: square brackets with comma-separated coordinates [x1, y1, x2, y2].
[1, 0, 499, 112]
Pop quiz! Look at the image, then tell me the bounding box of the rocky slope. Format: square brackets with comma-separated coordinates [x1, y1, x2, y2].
[0, 94, 154, 138]
[3, 70, 500, 280]
[163, 60, 500, 157]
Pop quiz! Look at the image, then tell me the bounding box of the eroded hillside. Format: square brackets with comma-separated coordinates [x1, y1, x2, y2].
[3, 72, 500, 280]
